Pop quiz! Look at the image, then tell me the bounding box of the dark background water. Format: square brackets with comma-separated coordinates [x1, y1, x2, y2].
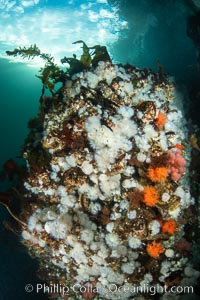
[0, 61, 44, 299]
[109, 0, 200, 124]
[0, 0, 200, 299]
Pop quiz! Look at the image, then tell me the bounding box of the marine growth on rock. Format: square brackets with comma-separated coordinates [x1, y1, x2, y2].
[3, 43, 200, 300]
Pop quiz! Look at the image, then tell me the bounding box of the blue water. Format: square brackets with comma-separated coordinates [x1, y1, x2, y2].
[0, 0, 200, 299]
[0, 60, 42, 300]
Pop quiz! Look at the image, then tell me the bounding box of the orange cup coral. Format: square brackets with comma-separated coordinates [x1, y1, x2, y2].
[143, 186, 159, 206]
[146, 240, 164, 259]
[147, 166, 168, 182]
[162, 220, 177, 235]
[155, 112, 167, 130]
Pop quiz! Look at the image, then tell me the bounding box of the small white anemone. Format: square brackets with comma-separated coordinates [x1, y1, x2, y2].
[117, 106, 134, 118]
[137, 152, 147, 162]
[128, 235, 142, 249]
[121, 262, 135, 274]
[105, 233, 120, 249]
[80, 160, 94, 175]
[148, 220, 161, 235]
[80, 229, 94, 244]
[99, 174, 121, 197]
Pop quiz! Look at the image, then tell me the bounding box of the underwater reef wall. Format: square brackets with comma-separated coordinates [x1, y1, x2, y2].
[3, 45, 200, 299]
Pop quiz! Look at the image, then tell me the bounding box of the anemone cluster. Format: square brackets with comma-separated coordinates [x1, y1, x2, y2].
[20, 59, 199, 299]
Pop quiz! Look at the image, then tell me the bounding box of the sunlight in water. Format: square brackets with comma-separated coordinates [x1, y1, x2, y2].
[0, 0, 127, 65]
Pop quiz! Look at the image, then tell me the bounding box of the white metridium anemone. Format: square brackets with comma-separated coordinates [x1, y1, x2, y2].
[99, 173, 121, 197]
[128, 235, 142, 249]
[105, 233, 120, 249]
[121, 262, 135, 274]
[44, 213, 72, 240]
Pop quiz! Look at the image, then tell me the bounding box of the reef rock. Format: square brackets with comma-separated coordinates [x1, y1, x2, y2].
[14, 51, 200, 299]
